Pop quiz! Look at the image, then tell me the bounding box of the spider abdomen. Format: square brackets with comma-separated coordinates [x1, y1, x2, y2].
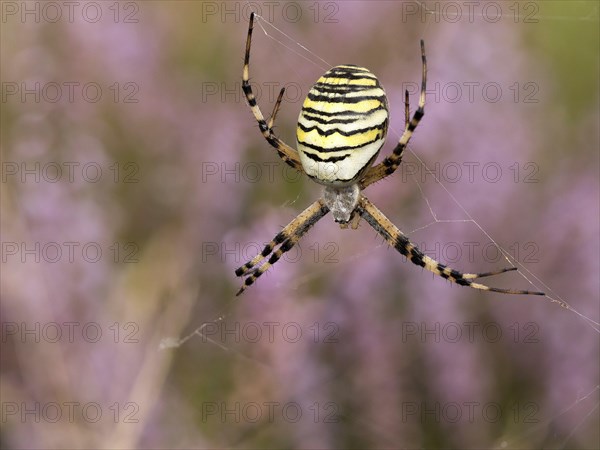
[297, 65, 389, 186]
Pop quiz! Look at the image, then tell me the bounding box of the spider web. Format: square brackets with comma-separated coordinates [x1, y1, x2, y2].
[164, 4, 599, 449]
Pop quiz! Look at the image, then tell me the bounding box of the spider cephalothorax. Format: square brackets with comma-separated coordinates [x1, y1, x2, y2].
[235, 12, 544, 297]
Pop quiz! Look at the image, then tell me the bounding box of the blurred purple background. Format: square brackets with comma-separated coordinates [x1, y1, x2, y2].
[1, 1, 598, 448]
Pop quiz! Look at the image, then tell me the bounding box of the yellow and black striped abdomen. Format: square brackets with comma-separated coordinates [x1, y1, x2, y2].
[297, 65, 388, 186]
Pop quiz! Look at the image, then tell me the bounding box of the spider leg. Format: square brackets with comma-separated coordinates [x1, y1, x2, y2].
[356, 196, 545, 296]
[360, 40, 426, 189]
[267, 87, 285, 130]
[243, 13, 304, 173]
[404, 89, 410, 129]
[235, 199, 329, 295]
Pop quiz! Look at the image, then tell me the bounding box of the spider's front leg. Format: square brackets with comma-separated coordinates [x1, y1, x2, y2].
[235, 199, 329, 295]
[242, 12, 305, 173]
[356, 195, 545, 296]
[360, 40, 427, 189]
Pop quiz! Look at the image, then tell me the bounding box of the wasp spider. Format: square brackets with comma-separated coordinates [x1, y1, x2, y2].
[235, 13, 544, 297]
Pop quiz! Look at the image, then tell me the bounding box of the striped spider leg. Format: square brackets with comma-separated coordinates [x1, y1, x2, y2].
[242, 12, 304, 173]
[359, 40, 426, 189]
[235, 199, 329, 295]
[235, 13, 544, 297]
[356, 196, 545, 295]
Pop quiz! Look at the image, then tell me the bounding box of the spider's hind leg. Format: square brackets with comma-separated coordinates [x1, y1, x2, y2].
[356, 195, 545, 296]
